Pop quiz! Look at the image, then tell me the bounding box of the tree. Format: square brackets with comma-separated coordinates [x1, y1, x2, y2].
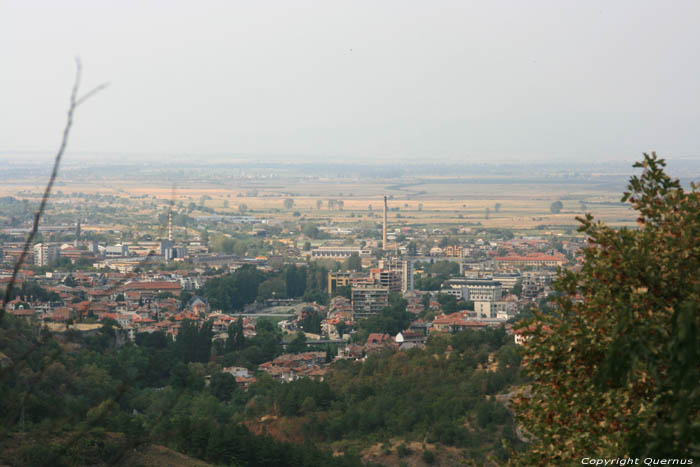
[301, 309, 323, 334]
[210, 372, 238, 401]
[283, 198, 294, 210]
[484, 207, 490, 219]
[511, 278, 523, 297]
[225, 317, 245, 352]
[345, 253, 362, 272]
[549, 200, 563, 214]
[494, 202, 501, 212]
[302, 223, 320, 239]
[316, 199, 323, 210]
[512, 154, 700, 464]
[238, 203, 248, 215]
[287, 331, 307, 353]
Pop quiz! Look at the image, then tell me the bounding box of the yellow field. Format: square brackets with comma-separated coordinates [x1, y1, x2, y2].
[3, 176, 636, 229]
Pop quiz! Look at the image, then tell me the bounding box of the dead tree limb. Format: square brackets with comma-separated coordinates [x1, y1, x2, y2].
[0, 58, 108, 319]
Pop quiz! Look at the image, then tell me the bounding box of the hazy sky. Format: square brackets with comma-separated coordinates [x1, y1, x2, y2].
[1, 0, 699, 163]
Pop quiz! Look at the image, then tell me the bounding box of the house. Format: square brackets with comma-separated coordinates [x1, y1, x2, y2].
[395, 330, 427, 345]
[223, 366, 251, 378]
[432, 312, 490, 333]
[187, 296, 209, 315]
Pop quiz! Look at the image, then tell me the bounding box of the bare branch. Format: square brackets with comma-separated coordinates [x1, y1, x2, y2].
[0, 58, 107, 319]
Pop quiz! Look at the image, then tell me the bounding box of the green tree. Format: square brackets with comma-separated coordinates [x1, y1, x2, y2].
[549, 200, 563, 214]
[283, 198, 294, 210]
[302, 223, 320, 239]
[287, 331, 307, 353]
[345, 252, 362, 272]
[225, 317, 245, 352]
[210, 372, 238, 401]
[512, 154, 700, 464]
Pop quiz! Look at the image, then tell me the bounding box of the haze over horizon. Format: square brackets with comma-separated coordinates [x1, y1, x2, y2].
[2, 1, 699, 163]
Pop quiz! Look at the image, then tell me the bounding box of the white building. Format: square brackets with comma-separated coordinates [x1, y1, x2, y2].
[33, 243, 60, 267]
[445, 279, 503, 302]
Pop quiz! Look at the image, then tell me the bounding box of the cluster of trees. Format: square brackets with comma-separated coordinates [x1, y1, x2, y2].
[354, 294, 413, 340]
[209, 234, 266, 256]
[5, 281, 60, 303]
[0, 314, 359, 466]
[414, 260, 460, 290]
[203, 263, 331, 311]
[301, 223, 330, 240]
[252, 328, 524, 463]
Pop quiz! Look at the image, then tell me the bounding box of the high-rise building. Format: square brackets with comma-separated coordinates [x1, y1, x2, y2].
[352, 285, 390, 318]
[378, 258, 414, 293]
[33, 243, 60, 267]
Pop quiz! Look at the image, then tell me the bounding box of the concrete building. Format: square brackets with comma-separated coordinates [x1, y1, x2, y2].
[311, 246, 372, 260]
[370, 268, 402, 293]
[492, 272, 521, 291]
[33, 243, 60, 267]
[328, 271, 352, 294]
[352, 285, 389, 318]
[104, 245, 129, 258]
[494, 254, 566, 268]
[444, 279, 503, 301]
[378, 258, 413, 292]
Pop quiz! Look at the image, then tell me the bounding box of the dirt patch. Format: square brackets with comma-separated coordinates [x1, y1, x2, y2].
[117, 444, 212, 467]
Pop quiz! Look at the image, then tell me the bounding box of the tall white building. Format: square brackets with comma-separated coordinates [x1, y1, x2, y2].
[33, 243, 60, 267]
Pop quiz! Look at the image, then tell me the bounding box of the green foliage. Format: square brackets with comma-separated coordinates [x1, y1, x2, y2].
[0, 315, 356, 467]
[345, 252, 362, 272]
[301, 309, 323, 334]
[333, 285, 352, 300]
[513, 153, 700, 464]
[549, 200, 563, 214]
[209, 372, 238, 401]
[414, 260, 458, 291]
[357, 295, 411, 336]
[287, 331, 308, 354]
[203, 264, 264, 311]
[6, 281, 60, 302]
[175, 319, 213, 363]
[225, 317, 246, 353]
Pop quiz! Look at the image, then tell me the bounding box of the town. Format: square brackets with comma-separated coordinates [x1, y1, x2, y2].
[1, 189, 584, 389]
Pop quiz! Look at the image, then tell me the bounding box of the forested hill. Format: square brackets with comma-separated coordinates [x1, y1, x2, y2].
[0, 312, 523, 466]
[0, 315, 361, 466]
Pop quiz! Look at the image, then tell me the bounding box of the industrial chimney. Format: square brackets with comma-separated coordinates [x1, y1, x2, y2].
[383, 195, 388, 251]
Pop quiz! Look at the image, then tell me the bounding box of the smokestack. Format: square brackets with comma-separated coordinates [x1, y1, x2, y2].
[383, 195, 388, 251]
[74, 217, 81, 247]
[168, 211, 173, 242]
